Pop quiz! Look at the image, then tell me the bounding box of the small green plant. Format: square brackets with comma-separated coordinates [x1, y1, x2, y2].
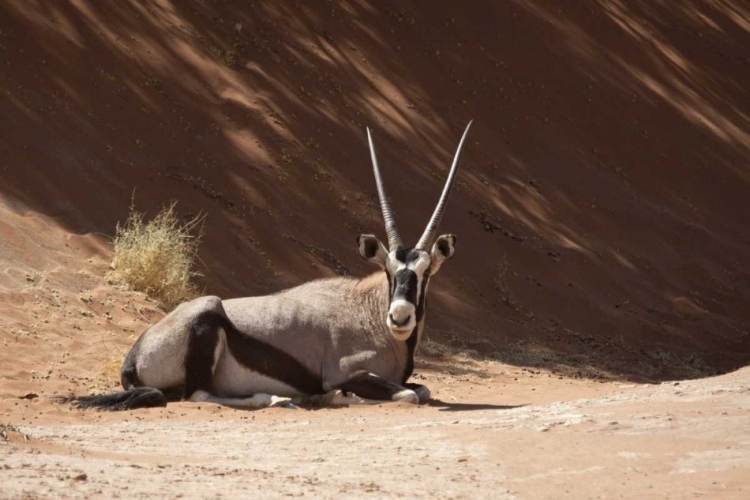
[110, 202, 203, 309]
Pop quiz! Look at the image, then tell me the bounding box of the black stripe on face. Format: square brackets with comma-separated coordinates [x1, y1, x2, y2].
[415, 267, 431, 322]
[388, 248, 427, 300]
[392, 268, 418, 304]
[402, 266, 432, 384]
[389, 248, 430, 309]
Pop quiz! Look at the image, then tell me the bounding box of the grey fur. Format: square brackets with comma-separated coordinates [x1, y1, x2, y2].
[132, 272, 419, 401]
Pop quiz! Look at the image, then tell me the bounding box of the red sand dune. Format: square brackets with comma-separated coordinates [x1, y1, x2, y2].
[1, 0, 749, 381]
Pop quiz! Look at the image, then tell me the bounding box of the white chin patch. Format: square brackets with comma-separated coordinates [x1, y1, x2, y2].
[389, 327, 413, 341]
[387, 312, 416, 341]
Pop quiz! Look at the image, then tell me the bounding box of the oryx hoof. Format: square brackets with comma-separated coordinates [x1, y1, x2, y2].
[320, 389, 352, 407]
[269, 395, 295, 408]
[329, 389, 366, 406]
[392, 389, 420, 405]
[413, 385, 431, 404]
[297, 392, 330, 408]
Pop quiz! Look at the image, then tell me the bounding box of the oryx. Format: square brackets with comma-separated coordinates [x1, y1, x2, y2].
[70, 122, 473, 410]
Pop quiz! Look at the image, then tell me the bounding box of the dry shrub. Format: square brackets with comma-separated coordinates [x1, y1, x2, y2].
[110, 202, 203, 309]
[97, 343, 128, 388]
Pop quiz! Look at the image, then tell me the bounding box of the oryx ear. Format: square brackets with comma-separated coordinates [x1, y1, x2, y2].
[429, 234, 457, 274]
[357, 234, 388, 268]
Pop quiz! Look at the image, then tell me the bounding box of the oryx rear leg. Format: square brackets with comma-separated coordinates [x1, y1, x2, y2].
[183, 312, 227, 401]
[335, 371, 420, 404]
[183, 312, 293, 409]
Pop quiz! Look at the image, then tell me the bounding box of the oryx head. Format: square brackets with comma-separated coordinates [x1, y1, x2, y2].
[357, 122, 472, 341]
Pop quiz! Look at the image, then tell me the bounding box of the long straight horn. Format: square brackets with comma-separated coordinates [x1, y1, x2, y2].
[367, 127, 404, 251]
[415, 120, 473, 251]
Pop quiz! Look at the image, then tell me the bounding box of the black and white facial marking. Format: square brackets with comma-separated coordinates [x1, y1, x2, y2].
[384, 248, 430, 340]
[358, 233, 456, 341]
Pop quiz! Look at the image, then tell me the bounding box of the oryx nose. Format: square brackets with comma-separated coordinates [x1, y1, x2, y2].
[389, 313, 411, 327]
[388, 300, 414, 326]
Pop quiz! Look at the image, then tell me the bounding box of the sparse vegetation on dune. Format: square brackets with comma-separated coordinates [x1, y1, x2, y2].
[98, 341, 129, 389]
[109, 202, 203, 310]
[419, 333, 714, 381]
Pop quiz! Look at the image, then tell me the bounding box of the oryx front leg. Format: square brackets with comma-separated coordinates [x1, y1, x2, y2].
[335, 371, 421, 404]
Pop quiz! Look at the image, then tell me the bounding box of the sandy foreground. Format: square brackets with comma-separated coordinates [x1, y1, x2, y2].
[2, 363, 748, 499]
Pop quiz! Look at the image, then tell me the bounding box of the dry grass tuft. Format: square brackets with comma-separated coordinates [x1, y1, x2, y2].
[419, 336, 482, 363]
[98, 344, 128, 387]
[109, 202, 203, 310]
[419, 334, 611, 379]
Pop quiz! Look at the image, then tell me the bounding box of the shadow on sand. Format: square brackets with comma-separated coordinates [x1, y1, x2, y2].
[427, 399, 526, 412]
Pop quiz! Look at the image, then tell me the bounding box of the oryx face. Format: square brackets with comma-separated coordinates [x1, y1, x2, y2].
[358, 235, 457, 340]
[360, 121, 472, 341]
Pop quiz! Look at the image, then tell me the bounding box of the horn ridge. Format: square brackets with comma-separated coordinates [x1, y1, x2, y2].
[367, 127, 404, 251]
[415, 120, 473, 251]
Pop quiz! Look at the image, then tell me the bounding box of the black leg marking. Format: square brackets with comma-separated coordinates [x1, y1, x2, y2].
[336, 371, 411, 401]
[192, 312, 324, 396]
[183, 313, 222, 399]
[402, 330, 419, 384]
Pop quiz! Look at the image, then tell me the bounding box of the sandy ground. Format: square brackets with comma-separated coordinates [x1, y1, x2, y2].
[1, 204, 747, 498]
[3, 364, 749, 499]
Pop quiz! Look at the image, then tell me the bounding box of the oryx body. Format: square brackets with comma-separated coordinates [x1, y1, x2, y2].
[72, 122, 472, 410]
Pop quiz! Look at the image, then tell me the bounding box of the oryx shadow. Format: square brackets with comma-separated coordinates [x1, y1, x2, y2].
[427, 399, 526, 412]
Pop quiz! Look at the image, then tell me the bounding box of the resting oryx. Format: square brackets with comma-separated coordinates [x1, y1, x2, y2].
[70, 122, 473, 410]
